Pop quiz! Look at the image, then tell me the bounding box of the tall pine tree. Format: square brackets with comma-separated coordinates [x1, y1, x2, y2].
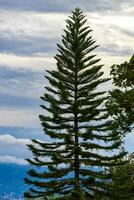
[24, 8, 126, 200]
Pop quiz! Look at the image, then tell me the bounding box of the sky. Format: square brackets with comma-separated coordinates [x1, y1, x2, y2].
[0, 0, 134, 165]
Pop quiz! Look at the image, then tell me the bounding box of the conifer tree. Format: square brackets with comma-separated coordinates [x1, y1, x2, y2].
[24, 8, 126, 200]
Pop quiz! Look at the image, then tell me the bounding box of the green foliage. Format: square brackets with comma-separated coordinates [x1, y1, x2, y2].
[107, 55, 134, 134]
[95, 155, 134, 199]
[108, 154, 134, 200]
[24, 7, 126, 200]
[111, 55, 134, 88]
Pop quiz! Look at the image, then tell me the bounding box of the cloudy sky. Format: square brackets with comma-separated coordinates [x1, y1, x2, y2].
[0, 0, 134, 165]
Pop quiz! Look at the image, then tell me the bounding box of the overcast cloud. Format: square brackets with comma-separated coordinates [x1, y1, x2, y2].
[0, 0, 133, 164]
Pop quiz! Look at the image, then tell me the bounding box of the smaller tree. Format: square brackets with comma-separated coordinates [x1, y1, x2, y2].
[107, 55, 134, 134]
[102, 55, 134, 200]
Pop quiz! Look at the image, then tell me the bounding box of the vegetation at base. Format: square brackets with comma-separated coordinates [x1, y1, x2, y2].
[108, 153, 134, 200]
[95, 154, 134, 200]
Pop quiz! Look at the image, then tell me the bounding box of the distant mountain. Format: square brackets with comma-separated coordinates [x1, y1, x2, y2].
[0, 163, 73, 197]
[0, 163, 97, 198]
[0, 163, 28, 196]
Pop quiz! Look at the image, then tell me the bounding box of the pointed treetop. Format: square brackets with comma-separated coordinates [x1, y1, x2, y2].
[74, 7, 81, 12]
[72, 7, 83, 15]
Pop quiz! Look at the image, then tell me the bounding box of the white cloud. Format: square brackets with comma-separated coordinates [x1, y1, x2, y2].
[0, 134, 32, 158]
[0, 155, 27, 165]
[0, 10, 133, 43]
[100, 54, 130, 68]
[0, 8, 133, 72]
[0, 108, 40, 128]
[0, 10, 133, 72]
[0, 53, 56, 71]
[0, 10, 133, 57]
[86, 13, 134, 56]
[0, 77, 44, 99]
[0, 11, 66, 40]
[121, 2, 134, 15]
[0, 134, 45, 165]
[0, 134, 31, 145]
